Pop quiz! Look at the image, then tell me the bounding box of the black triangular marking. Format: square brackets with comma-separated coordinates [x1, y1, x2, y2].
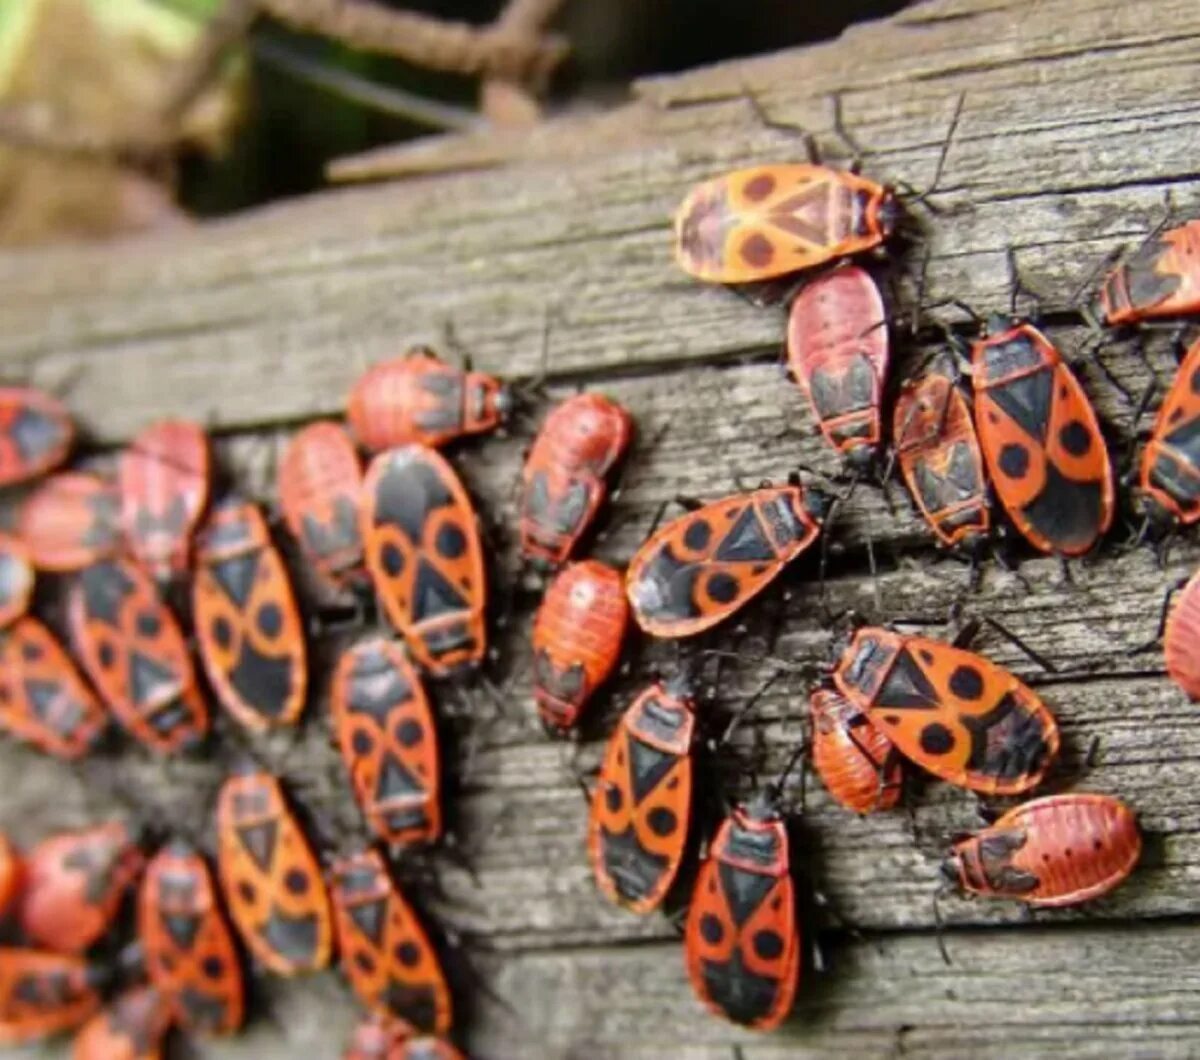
[261, 906, 318, 963]
[25, 680, 57, 721]
[628, 737, 677, 805]
[347, 897, 387, 945]
[161, 911, 201, 950]
[376, 755, 423, 801]
[411, 558, 467, 621]
[877, 649, 940, 710]
[717, 861, 775, 927]
[769, 183, 829, 246]
[701, 946, 781, 1027]
[236, 821, 278, 871]
[210, 553, 260, 609]
[714, 507, 774, 563]
[381, 979, 437, 1032]
[989, 369, 1053, 443]
[79, 561, 134, 627]
[129, 650, 177, 707]
[10, 407, 63, 462]
[373, 457, 452, 542]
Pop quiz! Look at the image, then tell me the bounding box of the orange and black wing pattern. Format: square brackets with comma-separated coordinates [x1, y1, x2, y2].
[972, 322, 1113, 556]
[833, 628, 1060, 795]
[119, 419, 211, 581]
[359, 446, 486, 678]
[684, 803, 799, 1030]
[193, 498, 307, 731]
[19, 473, 122, 573]
[0, 387, 74, 488]
[68, 556, 208, 754]
[786, 265, 889, 463]
[1100, 220, 1200, 325]
[215, 768, 332, 977]
[0, 834, 18, 917]
[0, 948, 103, 1043]
[532, 561, 629, 730]
[588, 681, 694, 913]
[673, 164, 895, 284]
[0, 533, 32, 631]
[139, 840, 245, 1036]
[278, 421, 365, 589]
[810, 687, 902, 814]
[329, 849, 452, 1034]
[0, 617, 108, 759]
[72, 985, 171, 1060]
[1139, 337, 1200, 526]
[948, 793, 1140, 906]
[894, 360, 990, 549]
[349, 348, 507, 450]
[626, 484, 824, 638]
[19, 822, 144, 954]
[518, 393, 633, 567]
[332, 639, 441, 848]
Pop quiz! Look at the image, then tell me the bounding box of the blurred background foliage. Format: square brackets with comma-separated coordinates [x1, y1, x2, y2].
[0, 0, 907, 242]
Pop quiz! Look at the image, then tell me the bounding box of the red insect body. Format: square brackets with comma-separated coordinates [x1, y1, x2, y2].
[345, 1015, 464, 1060]
[0, 949, 104, 1043]
[626, 484, 825, 638]
[786, 266, 888, 467]
[588, 680, 694, 913]
[329, 849, 452, 1034]
[0, 387, 74, 488]
[193, 498, 308, 731]
[69, 556, 209, 754]
[532, 561, 628, 730]
[1165, 565, 1200, 700]
[19, 822, 144, 954]
[971, 320, 1113, 556]
[360, 445, 487, 678]
[332, 638, 441, 848]
[279, 421, 365, 589]
[833, 627, 1060, 795]
[139, 840, 245, 1036]
[946, 793, 1141, 906]
[18, 473, 122, 572]
[72, 985, 171, 1060]
[1138, 337, 1200, 528]
[0, 617, 108, 759]
[0, 834, 20, 918]
[518, 393, 633, 567]
[893, 361, 991, 550]
[348, 347, 511, 451]
[684, 798, 799, 1030]
[1099, 221, 1200, 326]
[215, 768, 333, 977]
[810, 687, 902, 814]
[119, 420, 211, 581]
[0, 533, 33, 630]
[673, 164, 898, 284]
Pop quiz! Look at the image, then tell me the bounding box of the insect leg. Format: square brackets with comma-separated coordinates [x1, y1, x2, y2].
[1126, 578, 1184, 654]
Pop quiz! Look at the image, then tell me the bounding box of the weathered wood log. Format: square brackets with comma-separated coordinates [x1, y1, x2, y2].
[3, 0, 1200, 1054]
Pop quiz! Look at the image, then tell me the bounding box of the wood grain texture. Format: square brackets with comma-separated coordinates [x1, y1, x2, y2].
[2, 0, 1200, 1054]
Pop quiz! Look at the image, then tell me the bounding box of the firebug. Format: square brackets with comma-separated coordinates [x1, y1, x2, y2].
[72, 984, 171, 1060]
[348, 347, 512, 451]
[0, 949, 105, 1043]
[810, 687, 902, 814]
[832, 626, 1059, 795]
[138, 839, 245, 1036]
[0, 533, 33, 630]
[359, 445, 486, 678]
[0, 387, 74, 488]
[518, 393, 633, 567]
[786, 266, 889, 469]
[1135, 336, 1200, 530]
[626, 482, 826, 639]
[192, 497, 308, 732]
[18, 473, 121, 573]
[329, 848, 452, 1034]
[69, 556, 209, 754]
[0, 833, 19, 918]
[944, 793, 1140, 906]
[532, 560, 628, 730]
[1097, 220, 1200, 326]
[215, 765, 332, 977]
[331, 638, 441, 849]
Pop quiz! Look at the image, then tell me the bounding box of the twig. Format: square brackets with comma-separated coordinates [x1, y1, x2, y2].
[480, 0, 568, 126]
[259, 0, 568, 81]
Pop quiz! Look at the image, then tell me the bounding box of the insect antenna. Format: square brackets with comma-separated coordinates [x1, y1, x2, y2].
[931, 883, 954, 965]
[892, 92, 966, 216]
[1125, 577, 1184, 655]
[977, 614, 1058, 674]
